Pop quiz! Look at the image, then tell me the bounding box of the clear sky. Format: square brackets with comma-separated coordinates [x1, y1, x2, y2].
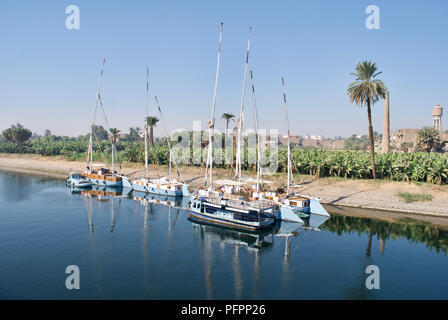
[0, 0, 447, 138]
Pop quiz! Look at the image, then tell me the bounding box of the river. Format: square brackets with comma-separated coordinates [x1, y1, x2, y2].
[0, 170, 446, 299]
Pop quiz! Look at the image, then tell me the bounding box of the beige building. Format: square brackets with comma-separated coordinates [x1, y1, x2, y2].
[390, 128, 419, 151]
[279, 135, 301, 147]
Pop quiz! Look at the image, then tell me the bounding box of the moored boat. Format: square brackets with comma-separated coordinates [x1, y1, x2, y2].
[66, 173, 92, 188]
[82, 165, 123, 187]
[133, 176, 183, 196]
[189, 194, 275, 231]
[130, 69, 188, 197]
[77, 59, 125, 188]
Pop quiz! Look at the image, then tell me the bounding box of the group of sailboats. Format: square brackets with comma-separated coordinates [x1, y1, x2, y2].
[188, 23, 329, 230]
[69, 22, 329, 232]
[72, 61, 187, 197]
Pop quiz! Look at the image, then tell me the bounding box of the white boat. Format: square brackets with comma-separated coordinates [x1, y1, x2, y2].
[188, 24, 276, 231]
[189, 193, 275, 231]
[247, 77, 330, 222]
[66, 173, 92, 188]
[130, 69, 188, 197]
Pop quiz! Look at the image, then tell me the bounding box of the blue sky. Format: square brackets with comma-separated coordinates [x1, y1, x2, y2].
[0, 0, 447, 137]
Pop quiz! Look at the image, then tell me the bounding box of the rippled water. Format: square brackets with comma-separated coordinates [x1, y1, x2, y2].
[0, 170, 447, 299]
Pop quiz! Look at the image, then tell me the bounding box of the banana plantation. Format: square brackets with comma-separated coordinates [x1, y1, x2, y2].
[1, 139, 447, 185]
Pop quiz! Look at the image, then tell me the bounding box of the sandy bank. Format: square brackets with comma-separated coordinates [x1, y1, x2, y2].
[1, 153, 447, 218]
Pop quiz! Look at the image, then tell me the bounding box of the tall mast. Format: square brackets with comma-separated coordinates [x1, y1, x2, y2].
[281, 77, 293, 192]
[145, 68, 149, 177]
[250, 70, 262, 193]
[205, 22, 223, 187]
[155, 96, 181, 180]
[86, 58, 106, 170]
[235, 27, 251, 181]
[97, 93, 121, 170]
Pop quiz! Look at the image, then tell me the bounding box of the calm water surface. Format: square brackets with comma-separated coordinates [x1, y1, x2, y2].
[0, 170, 447, 299]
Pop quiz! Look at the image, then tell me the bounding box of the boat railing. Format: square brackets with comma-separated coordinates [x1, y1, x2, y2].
[203, 196, 273, 211]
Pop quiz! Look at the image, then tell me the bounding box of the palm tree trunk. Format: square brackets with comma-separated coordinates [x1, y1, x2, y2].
[367, 99, 377, 179]
[150, 126, 154, 147]
[381, 91, 390, 153]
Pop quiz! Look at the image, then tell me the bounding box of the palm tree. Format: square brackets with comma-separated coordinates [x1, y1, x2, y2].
[145, 116, 159, 147]
[348, 61, 387, 180]
[221, 113, 235, 132]
[109, 128, 121, 144]
[129, 127, 136, 144]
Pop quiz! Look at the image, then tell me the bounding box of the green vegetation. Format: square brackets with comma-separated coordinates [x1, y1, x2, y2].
[416, 126, 441, 152]
[2, 123, 32, 145]
[347, 61, 387, 180]
[397, 192, 433, 203]
[2, 135, 448, 185]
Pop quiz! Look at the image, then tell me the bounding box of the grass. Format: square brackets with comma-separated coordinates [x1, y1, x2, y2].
[397, 192, 433, 203]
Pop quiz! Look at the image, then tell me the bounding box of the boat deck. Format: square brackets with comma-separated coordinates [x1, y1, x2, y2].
[201, 195, 274, 212]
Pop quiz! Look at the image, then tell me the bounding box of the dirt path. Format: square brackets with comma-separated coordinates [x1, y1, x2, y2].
[1, 153, 447, 217]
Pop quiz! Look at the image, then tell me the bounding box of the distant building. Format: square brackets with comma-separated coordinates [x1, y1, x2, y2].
[301, 138, 319, 147]
[278, 135, 301, 147]
[303, 134, 323, 141]
[332, 139, 345, 150]
[432, 105, 443, 135]
[390, 128, 419, 151]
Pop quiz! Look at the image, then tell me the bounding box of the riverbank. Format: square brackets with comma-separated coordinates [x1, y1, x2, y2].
[1, 153, 447, 217]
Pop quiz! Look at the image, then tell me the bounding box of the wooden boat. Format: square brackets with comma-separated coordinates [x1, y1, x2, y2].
[82, 165, 122, 187]
[80, 59, 124, 188]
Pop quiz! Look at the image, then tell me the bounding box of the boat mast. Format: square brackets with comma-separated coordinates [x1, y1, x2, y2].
[205, 22, 223, 187]
[249, 70, 262, 193]
[87, 58, 106, 171]
[155, 96, 181, 181]
[281, 77, 293, 192]
[145, 68, 150, 177]
[235, 27, 251, 181]
[97, 93, 121, 171]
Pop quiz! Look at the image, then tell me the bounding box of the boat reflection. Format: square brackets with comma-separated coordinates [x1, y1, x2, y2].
[188, 213, 329, 299]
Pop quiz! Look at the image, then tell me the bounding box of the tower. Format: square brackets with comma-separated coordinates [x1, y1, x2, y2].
[432, 105, 443, 135]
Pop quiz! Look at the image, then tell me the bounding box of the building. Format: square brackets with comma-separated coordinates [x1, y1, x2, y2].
[303, 134, 323, 141]
[390, 128, 419, 151]
[432, 105, 443, 135]
[278, 135, 301, 147]
[301, 138, 319, 147]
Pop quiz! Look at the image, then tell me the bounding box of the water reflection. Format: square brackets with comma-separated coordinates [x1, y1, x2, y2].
[188, 214, 329, 299]
[63, 183, 447, 299]
[322, 212, 448, 255]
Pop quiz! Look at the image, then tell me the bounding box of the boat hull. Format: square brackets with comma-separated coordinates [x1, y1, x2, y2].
[279, 205, 305, 223]
[189, 208, 274, 231]
[85, 177, 123, 187]
[131, 182, 182, 197]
